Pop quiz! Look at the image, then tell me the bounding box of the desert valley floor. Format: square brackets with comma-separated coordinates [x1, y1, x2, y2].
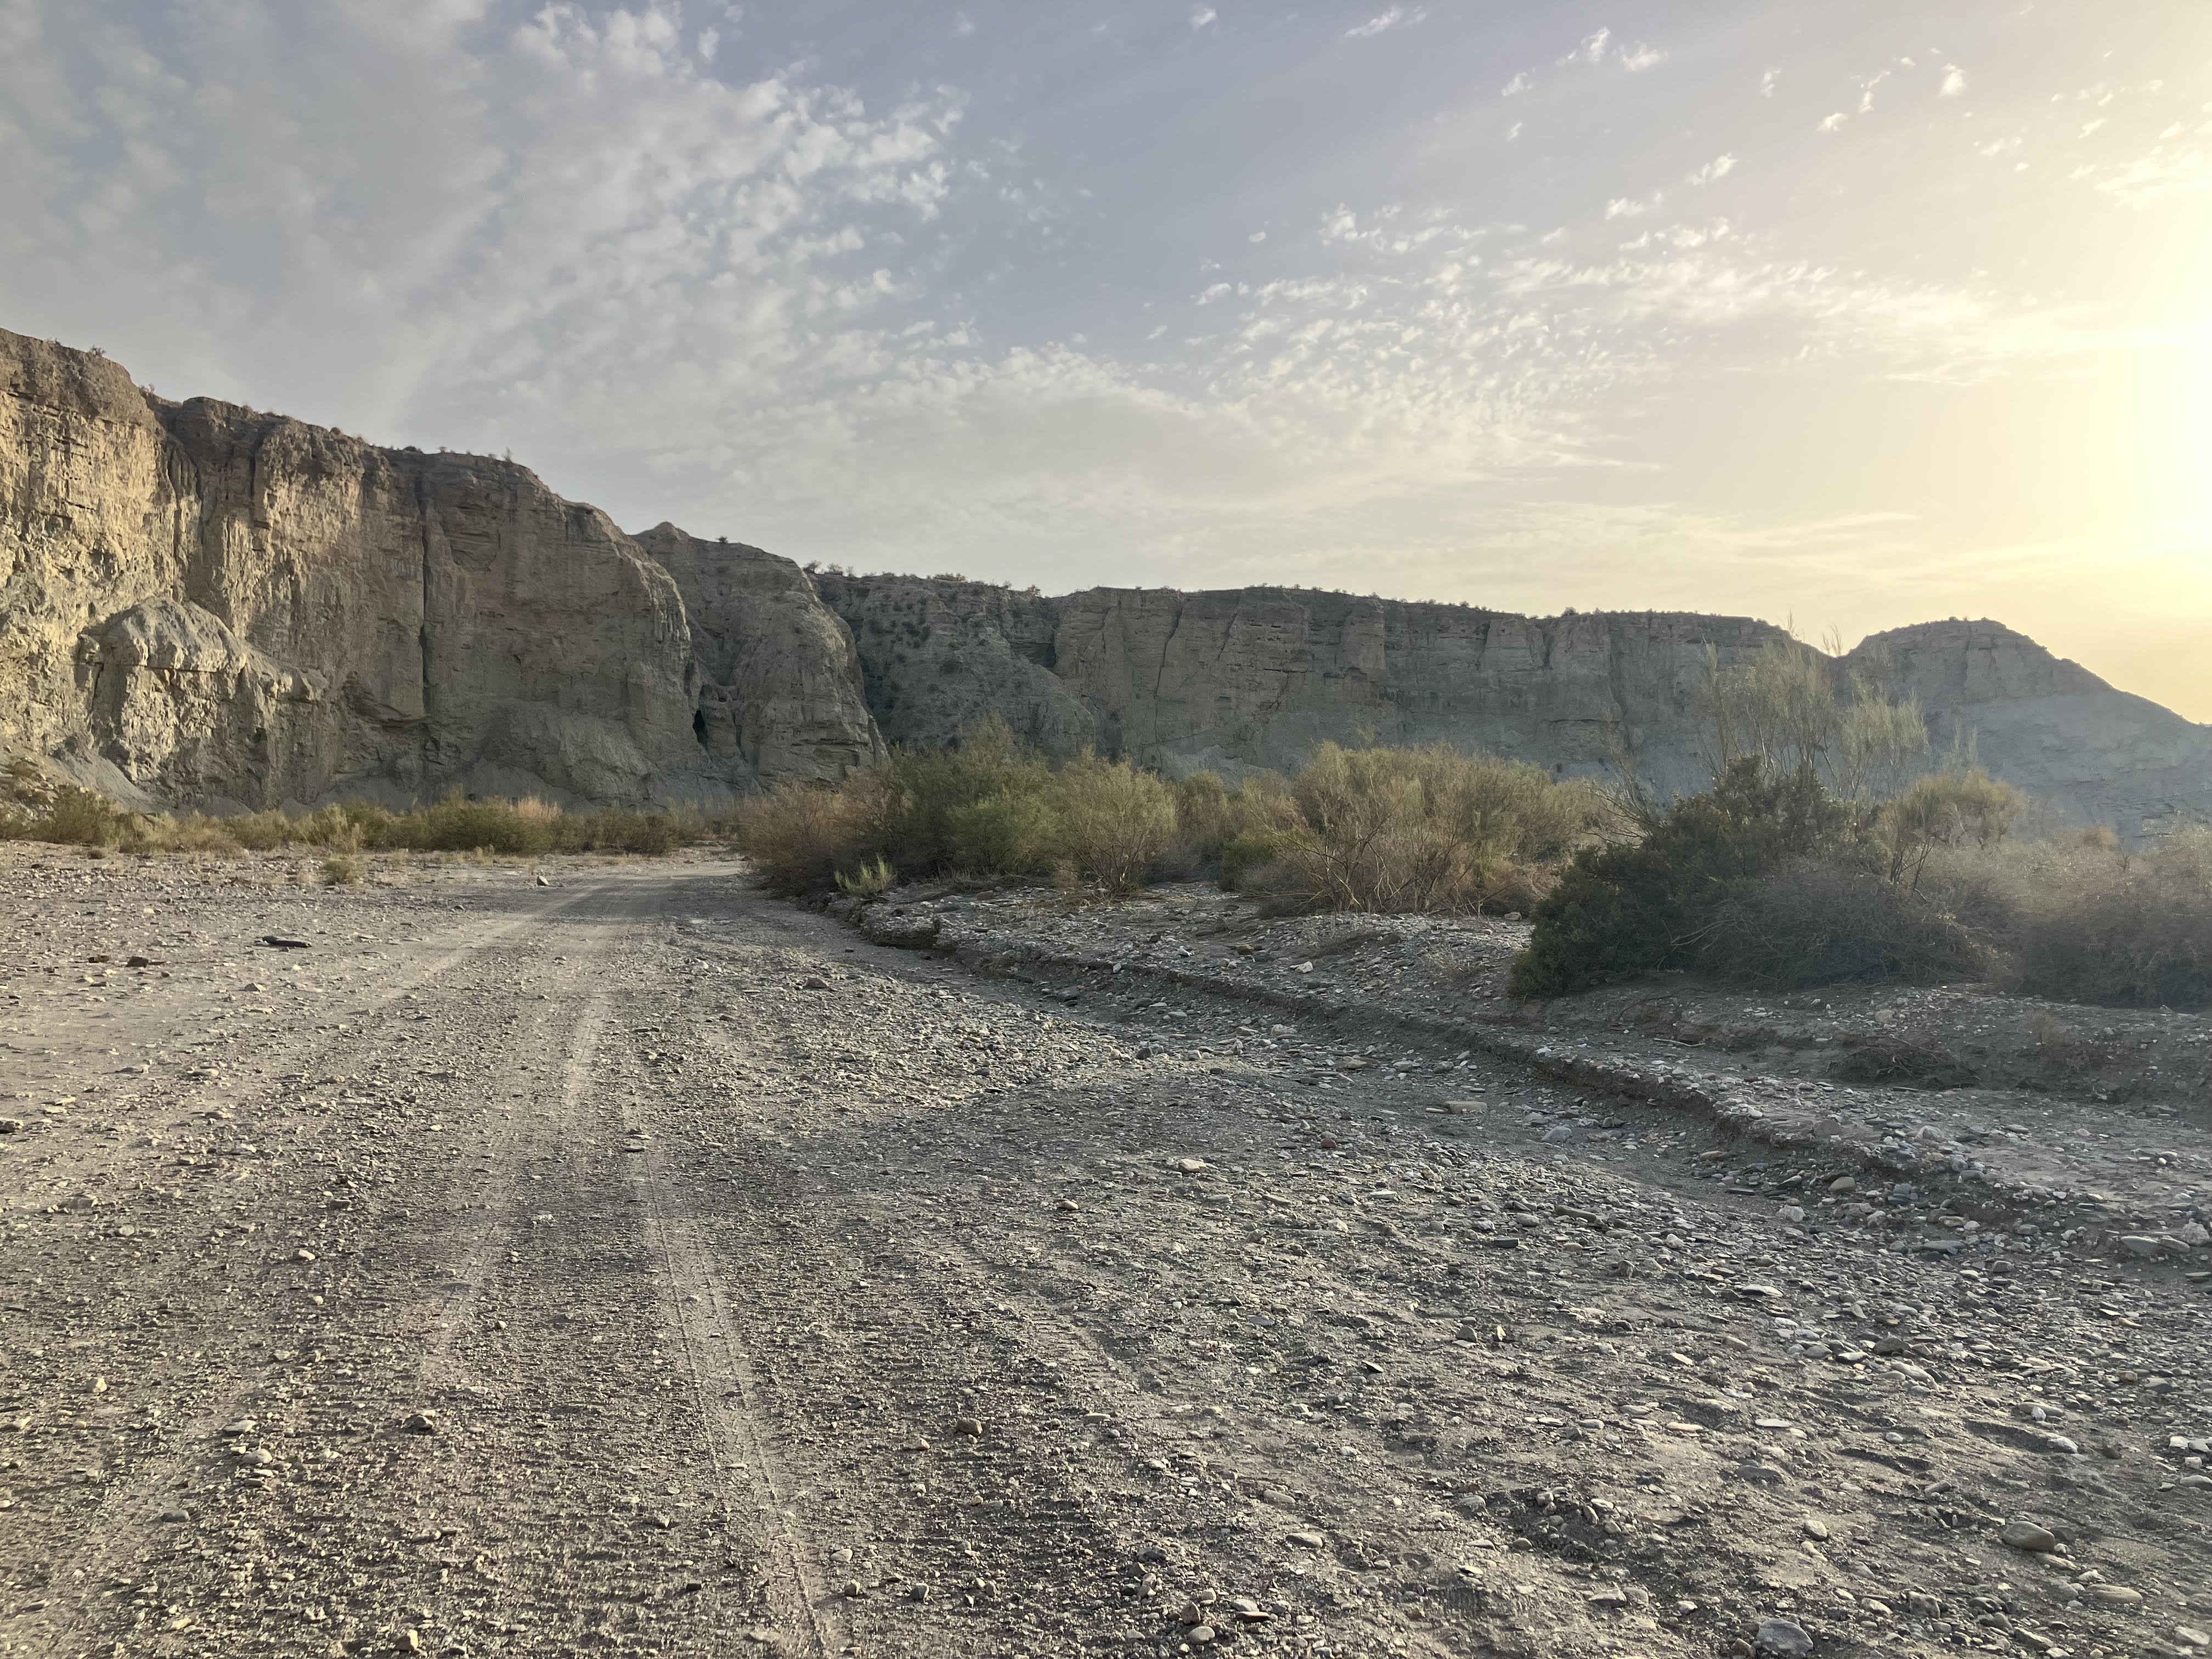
[1, 851, 2208, 1659]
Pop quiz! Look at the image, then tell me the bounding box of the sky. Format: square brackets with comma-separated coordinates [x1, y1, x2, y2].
[3, 2, 2209, 719]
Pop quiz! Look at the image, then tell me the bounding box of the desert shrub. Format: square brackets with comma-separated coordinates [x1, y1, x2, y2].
[128, 812, 247, 855]
[1252, 743, 1605, 915]
[1697, 857, 1987, 988]
[944, 788, 1060, 876]
[732, 774, 886, 895]
[1511, 760, 1850, 998]
[320, 854, 364, 885]
[835, 856, 895, 899]
[387, 794, 558, 855]
[224, 810, 294, 852]
[1999, 826, 2212, 1008]
[874, 718, 1059, 876]
[1882, 768, 2025, 883]
[1218, 830, 1286, 891]
[1695, 635, 1927, 802]
[1056, 755, 1178, 894]
[35, 785, 132, 846]
[559, 807, 691, 855]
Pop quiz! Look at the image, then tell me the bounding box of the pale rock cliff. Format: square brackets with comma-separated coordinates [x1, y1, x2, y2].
[1850, 620, 2212, 835]
[5, 326, 2204, 833]
[816, 574, 1793, 794]
[819, 575, 2212, 834]
[0, 328, 878, 809]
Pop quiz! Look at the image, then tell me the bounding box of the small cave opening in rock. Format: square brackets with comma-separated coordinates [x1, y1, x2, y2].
[692, 708, 708, 746]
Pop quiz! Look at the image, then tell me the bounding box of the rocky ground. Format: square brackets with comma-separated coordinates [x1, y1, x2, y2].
[2, 847, 2209, 1659]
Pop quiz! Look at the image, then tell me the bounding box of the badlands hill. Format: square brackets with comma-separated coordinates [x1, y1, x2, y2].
[3, 327, 2207, 832]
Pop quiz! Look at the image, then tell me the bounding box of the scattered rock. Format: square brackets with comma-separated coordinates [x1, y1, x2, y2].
[1753, 1617, 1814, 1657]
[1998, 1520, 2058, 1553]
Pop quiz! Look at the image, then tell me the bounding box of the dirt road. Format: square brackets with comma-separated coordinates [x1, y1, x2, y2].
[2, 854, 2208, 1658]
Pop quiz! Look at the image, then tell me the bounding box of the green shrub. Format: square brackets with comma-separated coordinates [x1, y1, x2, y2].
[320, 854, 364, 886]
[835, 856, 896, 899]
[875, 718, 1058, 876]
[1882, 768, 2025, 883]
[1218, 830, 1285, 891]
[945, 788, 1060, 875]
[1510, 760, 1849, 998]
[35, 785, 133, 846]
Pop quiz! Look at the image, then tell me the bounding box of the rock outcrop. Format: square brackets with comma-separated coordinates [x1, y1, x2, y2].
[5, 326, 2205, 834]
[1850, 620, 2212, 836]
[1, 328, 879, 810]
[816, 575, 2212, 834]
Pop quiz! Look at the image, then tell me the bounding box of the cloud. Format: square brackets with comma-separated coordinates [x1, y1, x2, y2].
[1759, 68, 1779, 98]
[1501, 69, 1531, 97]
[1555, 27, 1662, 75]
[1346, 7, 1424, 40]
[1818, 113, 1848, 133]
[1189, 7, 1216, 28]
[1564, 27, 1612, 66]
[2095, 143, 2211, 207]
[0, 0, 958, 477]
[1686, 154, 1736, 186]
[1940, 64, 1966, 97]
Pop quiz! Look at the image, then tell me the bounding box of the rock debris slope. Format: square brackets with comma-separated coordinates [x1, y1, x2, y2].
[5, 323, 2208, 831]
[0, 329, 879, 811]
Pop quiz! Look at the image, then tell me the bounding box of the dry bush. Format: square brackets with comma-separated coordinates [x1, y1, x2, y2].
[732, 774, 886, 895]
[33, 785, 132, 846]
[1882, 768, 2024, 883]
[1254, 743, 1603, 915]
[1697, 856, 1987, 988]
[1056, 755, 1177, 894]
[1994, 826, 2212, 1008]
[320, 854, 364, 886]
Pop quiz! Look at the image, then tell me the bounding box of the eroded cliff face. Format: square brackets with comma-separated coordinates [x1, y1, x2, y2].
[1, 329, 878, 809]
[5, 327, 2204, 831]
[818, 575, 2212, 834]
[816, 573, 1796, 794]
[1850, 620, 2212, 834]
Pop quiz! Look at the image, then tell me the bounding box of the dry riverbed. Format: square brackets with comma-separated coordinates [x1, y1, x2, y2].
[2, 846, 2209, 1659]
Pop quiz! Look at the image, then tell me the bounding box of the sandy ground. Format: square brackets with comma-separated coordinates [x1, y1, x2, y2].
[2, 847, 2209, 1659]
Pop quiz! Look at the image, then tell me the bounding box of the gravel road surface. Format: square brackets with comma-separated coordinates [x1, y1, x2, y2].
[3, 852, 2208, 1659]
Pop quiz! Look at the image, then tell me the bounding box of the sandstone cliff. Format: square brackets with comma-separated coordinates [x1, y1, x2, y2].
[816, 575, 2212, 834]
[1, 329, 879, 810]
[5, 326, 2205, 834]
